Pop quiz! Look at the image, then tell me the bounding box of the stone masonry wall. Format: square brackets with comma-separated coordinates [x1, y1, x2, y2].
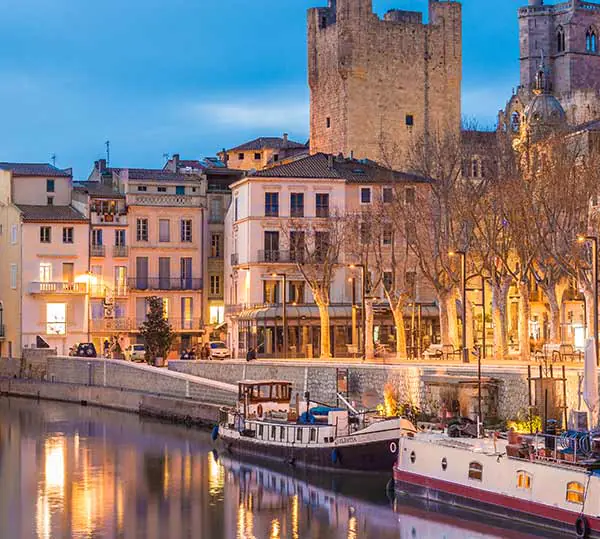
[308, 0, 462, 170]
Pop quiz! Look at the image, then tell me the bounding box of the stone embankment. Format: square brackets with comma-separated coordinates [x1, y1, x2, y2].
[0, 356, 237, 425]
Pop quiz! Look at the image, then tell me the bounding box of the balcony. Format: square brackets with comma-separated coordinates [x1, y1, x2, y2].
[209, 215, 224, 224]
[231, 253, 239, 266]
[91, 245, 106, 257]
[113, 245, 129, 258]
[257, 250, 304, 263]
[29, 282, 87, 295]
[128, 193, 204, 207]
[91, 212, 127, 226]
[90, 318, 135, 332]
[128, 277, 203, 291]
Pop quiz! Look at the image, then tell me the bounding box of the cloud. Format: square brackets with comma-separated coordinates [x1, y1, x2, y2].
[185, 95, 309, 133]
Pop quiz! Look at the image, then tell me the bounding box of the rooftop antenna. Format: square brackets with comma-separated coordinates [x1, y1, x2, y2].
[51, 154, 56, 167]
[105, 140, 110, 166]
[163, 152, 170, 163]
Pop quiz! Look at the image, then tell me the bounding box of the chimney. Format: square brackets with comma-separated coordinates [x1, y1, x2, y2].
[172, 153, 180, 170]
[222, 148, 229, 167]
[283, 133, 289, 146]
[97, 159, 107, 173]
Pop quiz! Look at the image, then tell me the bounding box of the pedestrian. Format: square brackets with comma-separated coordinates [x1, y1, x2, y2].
[246, 347, 256, 362]
[203, 343, 212, 360]
[200, 343, 209, 360]
[103, 339, 110, 358]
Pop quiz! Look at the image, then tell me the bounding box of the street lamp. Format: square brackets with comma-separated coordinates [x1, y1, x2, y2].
[577, 235, 598, 365]
[272, 273, 288, 359]
[349, 264, 367, 360]
[449, 250, 469, 364]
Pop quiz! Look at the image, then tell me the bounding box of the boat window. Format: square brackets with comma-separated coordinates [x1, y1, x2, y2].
[310, 428, 316, 442]
[517, 471, 532, 490]
[271, 426, 276, 439]
[441, 457, 447, 471]
[296, 428, 302, 442]
[566, 481, 585, 504]
[280, 427, 285, 441]
[410, 451, 416, 464]
[468, 462, 483, 481]
[259, 425, 264, 438]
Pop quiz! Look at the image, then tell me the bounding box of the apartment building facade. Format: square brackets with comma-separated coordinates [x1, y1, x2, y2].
[0, 163, 89, 356]
[224, 153, 438, 359]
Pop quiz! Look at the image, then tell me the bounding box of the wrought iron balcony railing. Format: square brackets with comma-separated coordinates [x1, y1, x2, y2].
[127, 277, 203, 291]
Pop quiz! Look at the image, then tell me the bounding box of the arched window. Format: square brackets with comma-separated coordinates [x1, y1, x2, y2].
[517, 471, 532, 490]
[557, 26, 565, 52]
[566, 481, 585, 504]
[468, 461, 483, 481]
[511, 112, 521, 132]
[586, 27, 598, 53]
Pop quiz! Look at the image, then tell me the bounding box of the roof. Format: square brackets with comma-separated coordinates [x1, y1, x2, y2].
[249, 153, 430, 183]
[224, 136, 307, 153]
[0, 162, 71, 177]
[238, 380, 293, 386]
[73, 182, 125, 199]
[16, 205, 88, 223]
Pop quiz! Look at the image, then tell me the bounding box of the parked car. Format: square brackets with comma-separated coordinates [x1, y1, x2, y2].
[209, 341, 230, 359]
[126, 344, 146, 362]
[74, 342, 97, 358]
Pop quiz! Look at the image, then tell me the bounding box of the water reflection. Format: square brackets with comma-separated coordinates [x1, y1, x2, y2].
[0, 397, 550, 539]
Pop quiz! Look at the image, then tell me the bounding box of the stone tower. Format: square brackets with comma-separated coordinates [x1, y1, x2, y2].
[518, 0, 600, 124]
[307, 0, 462, 170]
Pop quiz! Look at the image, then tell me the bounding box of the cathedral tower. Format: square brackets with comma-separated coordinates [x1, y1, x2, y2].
[307, 0, 462, 170]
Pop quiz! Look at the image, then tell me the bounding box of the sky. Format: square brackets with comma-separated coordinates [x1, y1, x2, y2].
[0, 0, 527, 179]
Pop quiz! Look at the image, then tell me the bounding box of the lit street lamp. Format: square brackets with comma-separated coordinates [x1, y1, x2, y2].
[577, 235, 598, 365]
[272, 273, 288, 359]
[449, 250, 469, 364]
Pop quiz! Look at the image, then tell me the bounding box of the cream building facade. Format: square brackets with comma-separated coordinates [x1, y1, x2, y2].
[0, 163, 90, 356]
[217, 135, 308, 171]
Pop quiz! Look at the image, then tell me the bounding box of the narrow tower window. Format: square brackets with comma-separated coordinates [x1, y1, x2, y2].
[557, 26, 565, 53]
[586, 27, 598, 53]
[326, 117, 331, 128]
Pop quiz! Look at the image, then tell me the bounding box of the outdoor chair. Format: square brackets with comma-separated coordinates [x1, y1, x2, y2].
[558, 344, 583, 362]
[442, 344, 461, 361]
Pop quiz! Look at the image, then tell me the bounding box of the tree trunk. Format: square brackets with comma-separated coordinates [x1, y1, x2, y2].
[544, 284, 561, 344]
[316, 302, 332, 359]
[518, 280, 531, 361]
[491, 279, 509, 361]
[391, 303, 407, 359]
[365, 298, 375, 360]
[439, 289, 459, 348]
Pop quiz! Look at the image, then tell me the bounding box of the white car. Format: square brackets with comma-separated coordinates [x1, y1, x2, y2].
[209, 341, 230, 359]
[126, 344, 146, 362]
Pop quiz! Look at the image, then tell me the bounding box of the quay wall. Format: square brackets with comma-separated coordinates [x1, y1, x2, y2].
[169, 360, 586, 422]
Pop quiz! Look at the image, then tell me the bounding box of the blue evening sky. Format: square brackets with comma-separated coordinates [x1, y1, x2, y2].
[0, 0, 525, 178]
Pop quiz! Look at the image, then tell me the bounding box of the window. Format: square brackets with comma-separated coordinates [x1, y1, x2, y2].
[405, 114, 414, 127]
[566, 481, 585, 504]
[557, 26, 565, 53]
[511, 112, 521, 132]
[587, 28, 598, 53]
[211, 234, 221, 258]
[273, 154, 279, 162]
[181, 297, 193, 329]
[159, 219, 170, 242]
[405, 187, 416, 204]
[290, 193, 304, 217]
[46, 179, 55, 192]
[254, 152, 261, 160]
[137, 185, 147, 192]
[136, 218, 148, 242]
[158, 186, 167, 193]
[263, 231, 280, 261]
[468, 461, 483, 481]
[10, 264, 17, 289]
[62, 262, 74, 283]
[315, 231, 330, 263]
[383, 272, 393, 292]
[517, 471, 532, 490]
[234, 197, 239, 221]
[162, 298, 169, 319]
[10, 224, 17, 245]
[115, 229, 126, 246]
[92, 229, 103, 246]
[210, 275, 221, 296]
[326, 117, 331, 128]
[383, 187, 393, 203]
[383, 226, 393, 246]
[181, 219, 192, 242]
[39, 262, 52, 282]
[175, 186, 185, 195]
[46, 303, 66, 335]
[265, 192, 279, 217]
[62, 227, 73, 244]
[360, 187, 371, 204]
[209, 305, 224, 324]
[47, 197, 54, 206]
[263, 280, 279, 304]
[316, 193, 329, 218]
[237, 152, 245, 160]
[289, 230, 305, 262]
[289, 281, 305, 304]
[40, 226, 51, 243]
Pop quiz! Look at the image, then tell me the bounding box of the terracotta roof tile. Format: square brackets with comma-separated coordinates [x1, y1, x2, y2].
[225, 137, 307, 152]
[0, 162, 71, 177]
[17, 205, 88, 222]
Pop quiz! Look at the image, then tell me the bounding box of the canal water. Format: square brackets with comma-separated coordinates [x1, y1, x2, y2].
[0, 397, 551, 539]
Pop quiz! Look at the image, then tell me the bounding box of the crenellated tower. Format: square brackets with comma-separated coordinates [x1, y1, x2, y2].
[308, 0, 462, 170]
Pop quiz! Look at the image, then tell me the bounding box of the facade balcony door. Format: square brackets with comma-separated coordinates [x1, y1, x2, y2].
[136, 257, 148, 290]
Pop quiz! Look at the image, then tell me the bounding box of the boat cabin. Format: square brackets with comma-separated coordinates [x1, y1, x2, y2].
[237, 380, 293, 420]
